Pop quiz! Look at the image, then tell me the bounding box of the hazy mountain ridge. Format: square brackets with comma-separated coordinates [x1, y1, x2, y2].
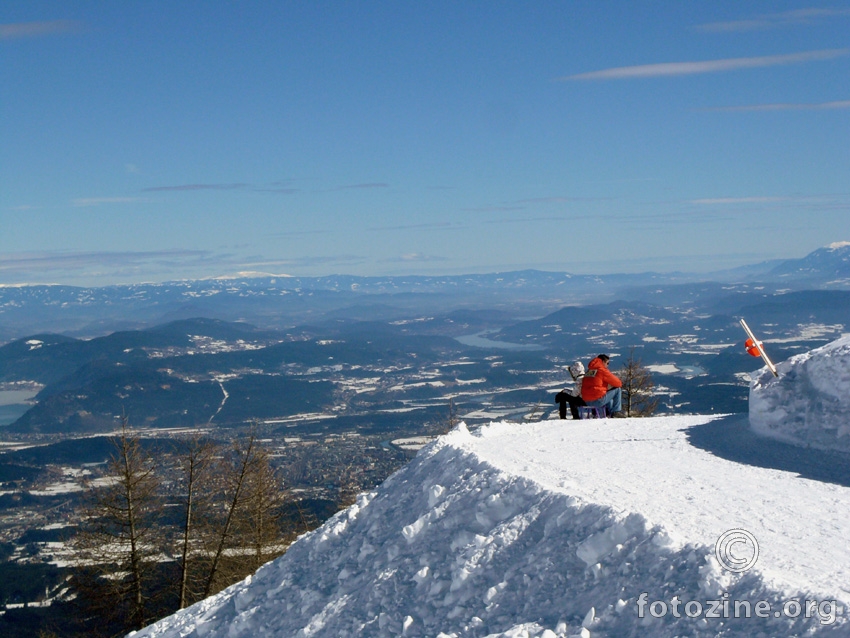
[0, 317, 472, 433]
[2, 244, 849, 434]
[2, 244, 849, 341]
[2, 286, 848, 433]
[768, 242, 850, 280]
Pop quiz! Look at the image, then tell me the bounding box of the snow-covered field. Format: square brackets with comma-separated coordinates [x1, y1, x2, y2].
[132, 412, 850, 637]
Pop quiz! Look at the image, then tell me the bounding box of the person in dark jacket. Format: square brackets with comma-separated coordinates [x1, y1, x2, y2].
[556, 361, 586, 419]
[580, 354, 625, 417]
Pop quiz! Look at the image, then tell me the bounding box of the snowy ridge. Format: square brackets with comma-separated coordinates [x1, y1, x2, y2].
[133, 416, 850, 637]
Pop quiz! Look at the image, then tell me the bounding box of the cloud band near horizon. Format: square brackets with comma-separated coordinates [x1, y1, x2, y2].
[0, 249, 211, 273]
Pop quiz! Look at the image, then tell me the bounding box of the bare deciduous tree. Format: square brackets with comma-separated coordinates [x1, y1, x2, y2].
[73, 416, 164, 633]
[71, 424, 313, 632]
[199, 428, 280, 598]
[173, 433, 217, 609]
[617, 347, 658, 417]
[241, 445, 288, 572]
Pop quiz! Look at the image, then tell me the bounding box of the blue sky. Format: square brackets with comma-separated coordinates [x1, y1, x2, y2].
[2, 1, 849, 285]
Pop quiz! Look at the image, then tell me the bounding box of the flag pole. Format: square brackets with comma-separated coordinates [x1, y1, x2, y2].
[740, 318, 779, 377]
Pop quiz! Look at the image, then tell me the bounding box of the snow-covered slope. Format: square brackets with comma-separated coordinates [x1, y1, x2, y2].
[750, 334, 850, 452]
[133, 416, 850, 637]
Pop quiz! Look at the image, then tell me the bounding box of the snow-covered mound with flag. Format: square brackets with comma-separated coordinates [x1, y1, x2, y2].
[750, 334, 850, 452]
[132, 412, 850, 636]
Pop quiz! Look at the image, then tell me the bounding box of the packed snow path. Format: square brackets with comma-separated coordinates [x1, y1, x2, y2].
[133, 415, 850, 637]
[469, 416, 850, 602]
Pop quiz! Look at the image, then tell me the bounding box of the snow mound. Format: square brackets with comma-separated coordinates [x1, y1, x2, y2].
[750, 335, 850, 452]
[132, 418, 850, 637]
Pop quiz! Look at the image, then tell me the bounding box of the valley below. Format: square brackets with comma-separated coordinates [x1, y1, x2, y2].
[1, 248, 849, 635]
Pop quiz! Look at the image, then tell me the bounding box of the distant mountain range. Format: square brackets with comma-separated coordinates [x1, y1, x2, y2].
[0, 243, 848, 342]
[2, 280, 849, 432]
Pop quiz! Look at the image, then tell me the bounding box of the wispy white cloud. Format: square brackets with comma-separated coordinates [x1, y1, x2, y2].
[690, 197, 789, 205]
[255, 179, 300, 193]
[464, 195, 611, 214]
[513, 196, 614, 205]
[337, 182, 389, 190]
[0, 249, 210, 274]
[140, 181, 386, 195]
[513, 196, 606, 204]
[381, 253, 446, 263]
[255, 187, 300, 194]
[271, 229, 333, 237]
[142, 183, 248, 192]
[462, 205, 526, 212]
[234, 255, 366, 270]
[72, 197, 144, 207]
[0, 20, 80, 40]
[613, 212, 737, 231]
[698, 8, 850, 33]
[688, 195, 850, 211]
[702, 100, 850, 112]
[560, 48, 849, 81]
[368, 222, 455, 232]
[484, 215, 586, 225]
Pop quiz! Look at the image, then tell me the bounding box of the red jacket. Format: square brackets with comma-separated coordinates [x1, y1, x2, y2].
[581, 357, 622, 402]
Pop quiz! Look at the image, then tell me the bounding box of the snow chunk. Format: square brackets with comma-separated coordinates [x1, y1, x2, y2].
[575, 514, 642, 566]
[749, 334, 850, 452]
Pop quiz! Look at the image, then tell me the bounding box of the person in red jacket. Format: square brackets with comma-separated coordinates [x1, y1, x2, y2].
[581, 354, 626, 417]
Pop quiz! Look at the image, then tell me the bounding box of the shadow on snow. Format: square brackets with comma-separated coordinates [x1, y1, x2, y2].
[684, 414, 850, 488]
